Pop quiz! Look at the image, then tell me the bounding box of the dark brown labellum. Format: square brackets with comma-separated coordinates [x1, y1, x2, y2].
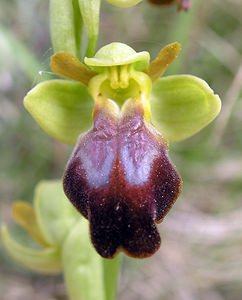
[63, 100, 182, 258]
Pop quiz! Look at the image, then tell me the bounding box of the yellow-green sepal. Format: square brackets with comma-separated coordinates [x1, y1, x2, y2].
[151, 75, 221, 142]
[1, 226, 61, 274]
[34, 181, 80, 246]
[24, 80, 93, 144]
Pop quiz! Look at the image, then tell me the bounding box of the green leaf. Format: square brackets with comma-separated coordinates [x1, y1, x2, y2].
[103, 255, 122, 300]
[34, 180, 80, 246]
[106, 0, 143, 7]
[50, 0, 81, 56]
[62, 219, 105, 300]
[1, 226, 61, 274]
[151, 75, 221, 142]
[24, 80, 93, 144]
[78, 0, 101, 57]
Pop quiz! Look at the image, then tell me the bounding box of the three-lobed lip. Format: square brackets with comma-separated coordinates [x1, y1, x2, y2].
[63, 98, 182, 258]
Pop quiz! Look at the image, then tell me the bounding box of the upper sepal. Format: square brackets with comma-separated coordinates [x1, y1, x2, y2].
[151, 75, 221, 142]
[85, 42, 150, 72]
[24, 80, 93, 144]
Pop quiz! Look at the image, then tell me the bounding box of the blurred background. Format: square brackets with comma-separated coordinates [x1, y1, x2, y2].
[0, 0, 242, 299]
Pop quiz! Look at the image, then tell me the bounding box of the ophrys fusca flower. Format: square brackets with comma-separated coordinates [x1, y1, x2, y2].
[24, 42, 221, 258]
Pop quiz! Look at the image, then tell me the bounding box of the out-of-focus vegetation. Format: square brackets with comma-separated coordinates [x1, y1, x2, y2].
[0, 0, 242, 299]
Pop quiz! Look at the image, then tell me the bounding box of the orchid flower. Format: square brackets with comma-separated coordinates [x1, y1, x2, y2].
[1, 181, 120, 300]
[23, 42, 221, 258]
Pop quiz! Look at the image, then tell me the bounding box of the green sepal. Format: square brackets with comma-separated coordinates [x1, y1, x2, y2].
[50, 0, 80, 56]
[62, 219, 105, 300]
[106, 0, 143, 7]
[1, 226, 61, 274]
[24, 80, 93, 144]
[51, 51, 97, 85]
[78, 0, 101, 57]
[34, 180, 80, 246]
[151, 75, 221, 142]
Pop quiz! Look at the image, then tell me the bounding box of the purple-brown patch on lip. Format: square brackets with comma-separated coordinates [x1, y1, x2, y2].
[63, 100, 182, 258]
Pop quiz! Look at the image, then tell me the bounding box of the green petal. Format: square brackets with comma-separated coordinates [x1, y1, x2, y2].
[50, 0, 80, 56]
[34, 180, 80, 246]
[24, 80, 93, 144]
[106, 0, 143, 7]
[51, 51, 97, 85]
[1, 226, 61, 274]
[146, 42, 181, 82]
[151, 75, 221, 142]
[78, 0, 101, 57]
[12, 201, 49, 247]
[62, 219, 105, 300]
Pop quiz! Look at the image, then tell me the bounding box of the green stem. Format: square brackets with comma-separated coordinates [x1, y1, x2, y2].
[103, 255, 122, 300]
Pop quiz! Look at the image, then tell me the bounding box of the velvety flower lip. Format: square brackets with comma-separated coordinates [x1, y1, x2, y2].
[63, 99, 182, 258]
